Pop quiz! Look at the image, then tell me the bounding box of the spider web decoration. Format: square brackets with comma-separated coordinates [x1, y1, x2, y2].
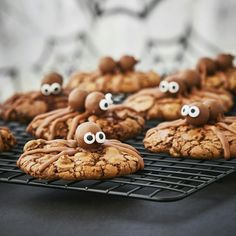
[32, 31, 99, 81]
[32, 0, 222, 79]
[140, 25, 222, 75]
[78, 0, 163, 19]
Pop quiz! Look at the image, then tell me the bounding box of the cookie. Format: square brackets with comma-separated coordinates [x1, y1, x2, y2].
[196, 53, 236, 93]
[144, 100, 236, 160]
[0, 127, 16, 152]
[18, 122, 144, 180]
[0, 72, 69, 123]
[124, 69, 233, 120]
[27, 89, 145, 141]
[66, 55, 160, 94]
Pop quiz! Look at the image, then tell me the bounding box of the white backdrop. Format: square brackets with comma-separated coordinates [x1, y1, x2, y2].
[0, 0, 235, 100]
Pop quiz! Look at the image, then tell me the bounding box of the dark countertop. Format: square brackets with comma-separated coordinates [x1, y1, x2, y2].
[0, 172, 236, 236]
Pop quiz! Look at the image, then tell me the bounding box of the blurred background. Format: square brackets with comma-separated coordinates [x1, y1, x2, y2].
[0, 0, 235, 100]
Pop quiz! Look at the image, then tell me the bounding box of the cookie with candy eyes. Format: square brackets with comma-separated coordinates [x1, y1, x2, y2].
[159, 76, 188, 96]
[196, 53, 236, 94]
[144, 100, 236, 160]
[65, 55, 160, 94]
[0, 127, 17, 152]
[17, 122, 144, 180]
[27, 89, 144, 141]
[0, 72, 69, 123]
[124, 72, 233, 121]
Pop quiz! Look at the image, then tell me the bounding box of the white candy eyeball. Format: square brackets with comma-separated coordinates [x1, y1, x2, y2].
[168, 82, 179, 93]
[159, 81, 169, 93]
[41, 84, 51, 96]
[181, 105, 189, 116]
[95, 131, 106, 143]
[99, 99, 109, 111]
[51, 83, 62, 95]
[84, 132, 95, 144]
[105, 93, 113, 105]
[188, 106, 200, 118]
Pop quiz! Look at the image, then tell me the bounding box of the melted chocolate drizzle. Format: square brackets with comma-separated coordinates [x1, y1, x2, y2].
[18, 139, 144, 173]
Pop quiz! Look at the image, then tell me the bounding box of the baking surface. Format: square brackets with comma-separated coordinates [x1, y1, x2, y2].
[0, 172, 235, 236]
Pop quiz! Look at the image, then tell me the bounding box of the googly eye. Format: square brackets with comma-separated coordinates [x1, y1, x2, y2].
[50, 83, 62, 95]
[181, 105, 189, 116]
[188, 106, 200, 118]
[95, 131, 106, 143]
[159, 81, 169, 93]
[84, 132, 95, 144]
[168, 82, 179, 93]
[41, 84, 51, 96]
[99, 99, 109, 111]
[105, 93, 113, 105]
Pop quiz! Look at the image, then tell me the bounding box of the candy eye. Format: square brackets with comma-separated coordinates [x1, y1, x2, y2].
[188, 106, 200, 118]
[181, 105, 189, 116]
[96, 131, 106, 143]
[51, 83, 62, 95]
[105, 93, 113, 105]
[159, 81, 169, 93]
[169, 82, 179, 93]
[99, 99, 109, 111]
[41, 84, 51, 96]
[84, 132, 95, 144]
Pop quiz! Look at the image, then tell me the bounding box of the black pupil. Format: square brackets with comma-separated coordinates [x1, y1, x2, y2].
[54, 87, 58, 91]
[87, 135, 93, 141]
[190, 108, 195, 113]
[104, 103, 108, 108]
[45, 89, 48, 92]
[173, 86, 176, 89]
[99, 133, 104, 139]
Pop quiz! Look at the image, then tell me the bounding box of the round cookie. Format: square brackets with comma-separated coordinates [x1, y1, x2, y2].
[196, 53, 236, 93]
[124, 71, 233, 120]
[65, 55, 160, 94]
[0, 72, 69, 123]
[18, 122, 144, 180]
[0, 127, 17, 152]
[144, 100, 236, 160]
[27, 89, 145, 141]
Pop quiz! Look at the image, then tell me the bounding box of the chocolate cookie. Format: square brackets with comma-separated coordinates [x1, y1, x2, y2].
[27, 89, 145, 141]
[196, 53, 236, 93]
[0, 127, 16, 152]
[144, 100, 236, 160]
[65, 55, 160, 94]
[18, 122, 144, 180]
[0, 72, 69, 123]
[124, 70, 233, 120]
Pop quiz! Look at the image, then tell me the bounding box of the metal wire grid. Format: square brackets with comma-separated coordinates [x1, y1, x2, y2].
[0, 119, 235, 202]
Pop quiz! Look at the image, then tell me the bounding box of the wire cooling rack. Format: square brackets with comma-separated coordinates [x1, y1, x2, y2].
[0, 119, 236, 202]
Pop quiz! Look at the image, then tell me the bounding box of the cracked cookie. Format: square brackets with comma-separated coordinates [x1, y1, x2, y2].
[0, 127, 16, 152]
[144, 99, 236, 160]
[196, 53, 236, 93]
[65, 55, 160, 94]
[0, 72, 69, 123]
[18, 122, 144, 180]
[124, 69, 233, 120]
[27, 88, 145, 141]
